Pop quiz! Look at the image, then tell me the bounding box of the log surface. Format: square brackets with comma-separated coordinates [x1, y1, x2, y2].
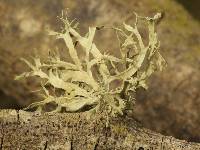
[0, 109, 199, 150]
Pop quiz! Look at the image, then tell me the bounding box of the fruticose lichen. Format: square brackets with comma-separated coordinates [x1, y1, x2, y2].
[15, 12, 166, 118]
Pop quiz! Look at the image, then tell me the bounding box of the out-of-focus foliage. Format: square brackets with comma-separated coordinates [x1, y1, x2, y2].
[16, 12, 166, 117]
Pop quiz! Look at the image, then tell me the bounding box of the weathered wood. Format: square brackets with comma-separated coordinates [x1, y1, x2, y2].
[0, 109, 199, 150]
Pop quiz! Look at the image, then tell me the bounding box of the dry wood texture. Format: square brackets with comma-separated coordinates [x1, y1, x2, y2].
[0, 109, 199, 150]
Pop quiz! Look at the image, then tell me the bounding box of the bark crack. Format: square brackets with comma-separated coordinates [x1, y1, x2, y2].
[0, 121, 4, 150]
[70, 138, 73, 150]
[94, 137, 100, 150]
[43, 141, 48, 150]
[0, 136, 3, 150]
[16, 110, 19, 123]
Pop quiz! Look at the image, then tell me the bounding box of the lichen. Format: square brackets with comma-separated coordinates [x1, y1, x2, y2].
[15, 12, 166, 118]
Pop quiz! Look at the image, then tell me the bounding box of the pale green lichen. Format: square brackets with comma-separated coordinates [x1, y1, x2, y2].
[15, 12, 166, 118]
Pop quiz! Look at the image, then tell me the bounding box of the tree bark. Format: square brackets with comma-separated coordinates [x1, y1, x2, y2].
[0, 109, 199, 150]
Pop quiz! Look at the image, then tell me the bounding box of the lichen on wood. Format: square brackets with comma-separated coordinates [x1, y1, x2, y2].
[15, 12, 166, 119]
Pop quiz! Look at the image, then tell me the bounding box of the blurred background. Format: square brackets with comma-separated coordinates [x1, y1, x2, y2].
[0, 0, 199, 142]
